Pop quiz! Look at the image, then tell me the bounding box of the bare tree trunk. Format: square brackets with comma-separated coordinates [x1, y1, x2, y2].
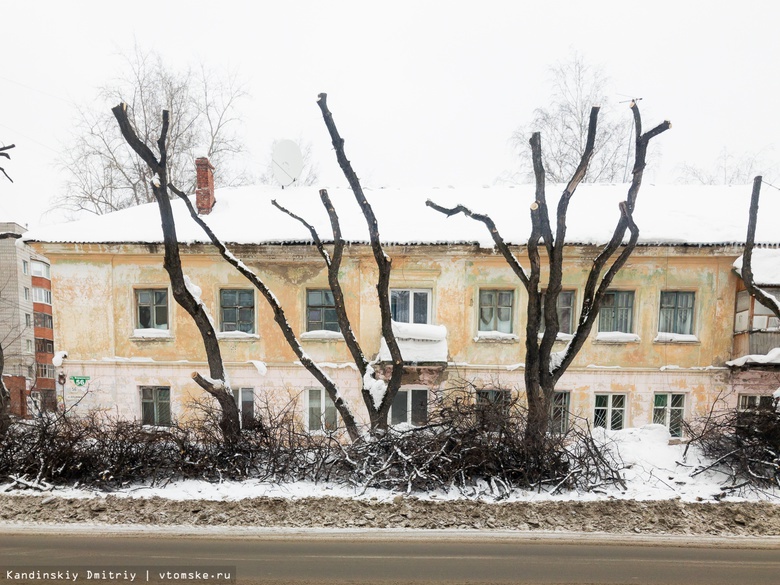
[111, 104, 242, 445]
[429, 102, 670, 441]
[0, 343, 11, 438]
[316, 93, 405, 434]
[740, 176, 780, 320]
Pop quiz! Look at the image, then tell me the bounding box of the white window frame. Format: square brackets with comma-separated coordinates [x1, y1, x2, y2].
[390, 289, 432, 324]
[594, 393, 626, 430]
[32, 287, 52, 305]
[306, 387, 338, 432]
[22, 260, 29, 275]
[31, 261, 50, 279]
[36, 363, 56, 379]
[738, 394, 775, 411]
[23, 287, 30, 301]
[390, 387, 429, 426]
[233, 387, 256, 428]
[653, 393, 685, 438]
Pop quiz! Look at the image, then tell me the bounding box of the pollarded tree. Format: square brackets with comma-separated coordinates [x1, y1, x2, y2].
[113, 94, 405, 442]
[112, 105, 242, 445]
[429, 102, 670, 441]
[1, 142, 16, 436]
[739, 176, 780, 322]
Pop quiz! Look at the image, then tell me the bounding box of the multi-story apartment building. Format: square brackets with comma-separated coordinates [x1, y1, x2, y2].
[22, 169, 780, 436]
[0, 221, 56, 415]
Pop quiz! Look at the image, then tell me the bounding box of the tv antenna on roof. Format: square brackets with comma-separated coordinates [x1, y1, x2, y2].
[271, 139, 304, 188]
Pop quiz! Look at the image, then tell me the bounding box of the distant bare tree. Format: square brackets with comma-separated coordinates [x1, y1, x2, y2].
[677, 148, 778, 186]
[430, 102, 670, 442]
[56, 47, 248, 216]
[505, 54, 633, 184]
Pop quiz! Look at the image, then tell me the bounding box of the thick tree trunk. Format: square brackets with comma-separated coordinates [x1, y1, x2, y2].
[112, 104, 242, 445]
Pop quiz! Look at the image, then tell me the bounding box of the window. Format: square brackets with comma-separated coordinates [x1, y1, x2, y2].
[478, 290, 514, 333]
[25, 314, 31, 327]
[26, 339, 33, 354]
[22, 260, 28, 275]
[220, 289, 255, 333]
[34, 312, 53, 329]
[594, 394, 626, 430]
[476, 389, 512, 427]
[550, 391, 570, 434]
[598, 291, 634, 333]
[541, 290, 576, 334]
[23, 287, 30, 301]
[738, 394, 775, 411]
[391, 289, 431, 324]
[658, 292, 694, 335]
[653, 393, 685, 437]
[391, 388, 428, 426]
[306, 290, 339, 332]
[32, 287, 52, 304]
[233, 387, 256, 428]
[141, 386, 171, 426]
[36, 364, 56, 379]
[136, 289, 168, 330]
[35, 338, 54, 353]
[752, 287, 780, 330]
[308, 388, 337, 432]
[31, 261, 50, 279]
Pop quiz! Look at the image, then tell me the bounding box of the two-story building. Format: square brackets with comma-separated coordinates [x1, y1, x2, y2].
[22, 171, 780, 437]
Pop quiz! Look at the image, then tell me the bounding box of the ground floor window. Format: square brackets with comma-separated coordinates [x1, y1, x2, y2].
[141, 386, 171, 427]
[233, 387, 255, 428]
[475, 389, 512, 429]
[594, 394, 626, 430]
[550, 391, 570, 434]
[391, 388, 428, 426]
[307, 388, 337, 432]
[738, 394, 775, 411]
[653, 393, 685, 437]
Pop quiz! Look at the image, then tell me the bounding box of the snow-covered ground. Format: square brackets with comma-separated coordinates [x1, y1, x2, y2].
[4, 425, 776, 504]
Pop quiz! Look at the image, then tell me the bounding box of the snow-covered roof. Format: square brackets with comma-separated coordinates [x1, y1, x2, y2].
[733, 249, 780, 286]
[21, 183, 780, 248]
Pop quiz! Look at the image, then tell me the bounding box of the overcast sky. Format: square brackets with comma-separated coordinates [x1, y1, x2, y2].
[2, 0, 779, 228]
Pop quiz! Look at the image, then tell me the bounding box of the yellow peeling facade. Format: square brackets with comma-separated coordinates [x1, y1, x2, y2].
[32, 236, 753, 437]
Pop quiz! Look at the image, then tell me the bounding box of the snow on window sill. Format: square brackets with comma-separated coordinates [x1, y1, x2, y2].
[537, 332, 574, 342]
[474, 331, 519, 343]
[653, 333, 699, 344]
[594, 332, 641, 344]
[131, 328, 173, 340]
[217, 331, 260, 341]
[300, 330, 345, 342]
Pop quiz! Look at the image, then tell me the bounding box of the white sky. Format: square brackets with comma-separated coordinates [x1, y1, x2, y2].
[2, 0, 779, 228]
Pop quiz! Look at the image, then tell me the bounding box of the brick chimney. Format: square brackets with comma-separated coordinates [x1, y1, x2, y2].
[195, 157, 216, 215]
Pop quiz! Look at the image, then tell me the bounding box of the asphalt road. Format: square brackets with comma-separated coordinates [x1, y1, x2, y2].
[2, 528, 779, 585]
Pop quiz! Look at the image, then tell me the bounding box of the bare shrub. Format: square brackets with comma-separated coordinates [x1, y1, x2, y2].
[686, 399, 780, 491]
